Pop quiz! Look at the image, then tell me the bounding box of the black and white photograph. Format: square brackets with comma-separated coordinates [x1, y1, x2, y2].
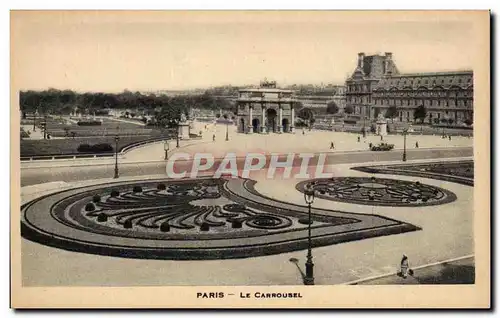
[10, 10, 491, 309]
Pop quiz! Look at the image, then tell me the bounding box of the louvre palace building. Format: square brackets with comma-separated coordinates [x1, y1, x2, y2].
[345, 52, 473, 124]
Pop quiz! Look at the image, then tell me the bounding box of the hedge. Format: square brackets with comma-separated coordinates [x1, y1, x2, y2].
[77, 143, 114, 153]
[77, 120, 102, 126]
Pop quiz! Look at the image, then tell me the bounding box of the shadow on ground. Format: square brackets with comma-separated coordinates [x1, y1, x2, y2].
[355, 257, 475, 285]
[414, 262, 475, 284]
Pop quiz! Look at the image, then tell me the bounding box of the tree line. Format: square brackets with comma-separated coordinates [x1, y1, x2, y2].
[19, 89, 234, 125]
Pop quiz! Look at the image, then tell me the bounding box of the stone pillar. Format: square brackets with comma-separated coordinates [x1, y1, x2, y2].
[290, 106, 295, 133]
[248, 105, 253, 134]
[278, 105, 283, 133]
[261, 104, 267, 133]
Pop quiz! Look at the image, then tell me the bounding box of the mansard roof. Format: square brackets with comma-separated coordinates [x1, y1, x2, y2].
[347, 54, 400, 81]
[373, 70, 473, 91]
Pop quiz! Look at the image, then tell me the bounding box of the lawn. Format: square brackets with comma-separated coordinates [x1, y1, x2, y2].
[20, 133, 174, 157]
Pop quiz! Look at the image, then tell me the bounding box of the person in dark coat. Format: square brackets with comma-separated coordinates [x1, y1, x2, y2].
[400, 254, 410, 278]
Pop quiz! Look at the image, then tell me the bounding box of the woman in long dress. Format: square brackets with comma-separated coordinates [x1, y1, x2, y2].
[400, 255, 410, 278]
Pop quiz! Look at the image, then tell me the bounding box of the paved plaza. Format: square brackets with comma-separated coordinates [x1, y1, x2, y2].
[20, 152, 473, 286]
[124, 122, 473, 161]
[20, 118, 475, 287]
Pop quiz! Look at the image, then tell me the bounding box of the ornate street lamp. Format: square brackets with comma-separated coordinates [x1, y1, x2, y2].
[33, 109, 37, 132]
[114, 135, 120, 178]
[225, 121, 229, 141]
[303, 183, 315, 285]
[170, 119, 180, 148]
[402, 128, 408, 162]
[164, 140, 170, 160]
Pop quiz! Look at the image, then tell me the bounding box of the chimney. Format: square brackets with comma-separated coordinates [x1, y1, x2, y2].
[357, 52, 365, 69]
[385, 52, 393, 75]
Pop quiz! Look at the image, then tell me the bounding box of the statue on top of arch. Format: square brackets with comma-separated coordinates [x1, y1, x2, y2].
[260, 78, 277, 89]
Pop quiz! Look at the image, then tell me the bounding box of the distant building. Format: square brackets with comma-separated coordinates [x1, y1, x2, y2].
[345, 52, 473, 124]
[236, 80, 297, 133]
[296, 85, 346, 113]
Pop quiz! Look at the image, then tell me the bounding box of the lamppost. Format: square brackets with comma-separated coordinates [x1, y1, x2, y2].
[114, 135, 120, 178]
[164, 140, 170, 160]
[402, 128, 408, 162]
[42, 115, 47, 139]
[225, 121, 229, 141]
[33, 109, 37, 132]
[303, 183, 315, 285]
[176, 120, 180, 148]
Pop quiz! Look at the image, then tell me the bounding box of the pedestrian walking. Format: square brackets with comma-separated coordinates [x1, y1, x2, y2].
[449, 135, 452, 141]
[357, 136, 361, 142]
[415, 141, 419, 148]
[380, 135, 383, 141]
[330, 141, 335, 150]
[213, 134, 216, 142]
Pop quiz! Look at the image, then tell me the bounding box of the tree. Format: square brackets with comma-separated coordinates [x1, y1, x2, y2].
[447, 118, 454, 125]
[297, 108, 314, 121]
[326, 102, 339, 114]
[385, 106, 398, 123]
[344, 105, 354, 115]
[414, 105, 427, 124]
[464, 118, 473, 126]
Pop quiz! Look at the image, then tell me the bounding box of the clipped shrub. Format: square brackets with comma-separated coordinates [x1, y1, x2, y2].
[77, 120, 102, 126]
[160, 222, 170, 232]
[231, 220, 243, 229]
[77, 144, 92, 153]
[298, 217, 313, 225]
[97, 213, 108, 222]
[92, 143, 113, 153]
[123, 219, 133, 228]
[85, 202, 96, 212]
[133, 185, 143, 193]
[157, 183, 166, 190]
[92, 194, 101, 203]
[110, 190, 120, 197]
[200, 222, 210, 231]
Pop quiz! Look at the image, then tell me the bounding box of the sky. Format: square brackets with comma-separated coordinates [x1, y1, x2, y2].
[11, 11, 481, 93]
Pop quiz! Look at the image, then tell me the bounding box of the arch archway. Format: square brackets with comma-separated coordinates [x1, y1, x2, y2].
[252, 118, 260, 133]
[239, 118, 245, 133]
[266, 108, 278, 132]
[282, 118, 290, 133]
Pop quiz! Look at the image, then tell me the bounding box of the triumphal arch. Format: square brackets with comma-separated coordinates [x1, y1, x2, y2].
[236, 80, 297, 134]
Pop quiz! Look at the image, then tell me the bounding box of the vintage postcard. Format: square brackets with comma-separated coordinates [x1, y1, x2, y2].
[10, 10, 490, 308]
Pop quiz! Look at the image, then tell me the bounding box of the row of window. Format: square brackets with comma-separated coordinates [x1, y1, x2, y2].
[381, 76, 472, 87]
[373, 99, 472, 107]
[372, 90, 473, 98]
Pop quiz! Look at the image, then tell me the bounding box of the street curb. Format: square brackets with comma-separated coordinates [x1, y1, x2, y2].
[20, 146, 473, 169]
[341, 254, 474, 285]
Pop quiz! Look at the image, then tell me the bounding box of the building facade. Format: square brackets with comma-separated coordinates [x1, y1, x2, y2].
[296, 85, 346, 114]
[236, 81, 297, 134]
[345, 52, 473, 124]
